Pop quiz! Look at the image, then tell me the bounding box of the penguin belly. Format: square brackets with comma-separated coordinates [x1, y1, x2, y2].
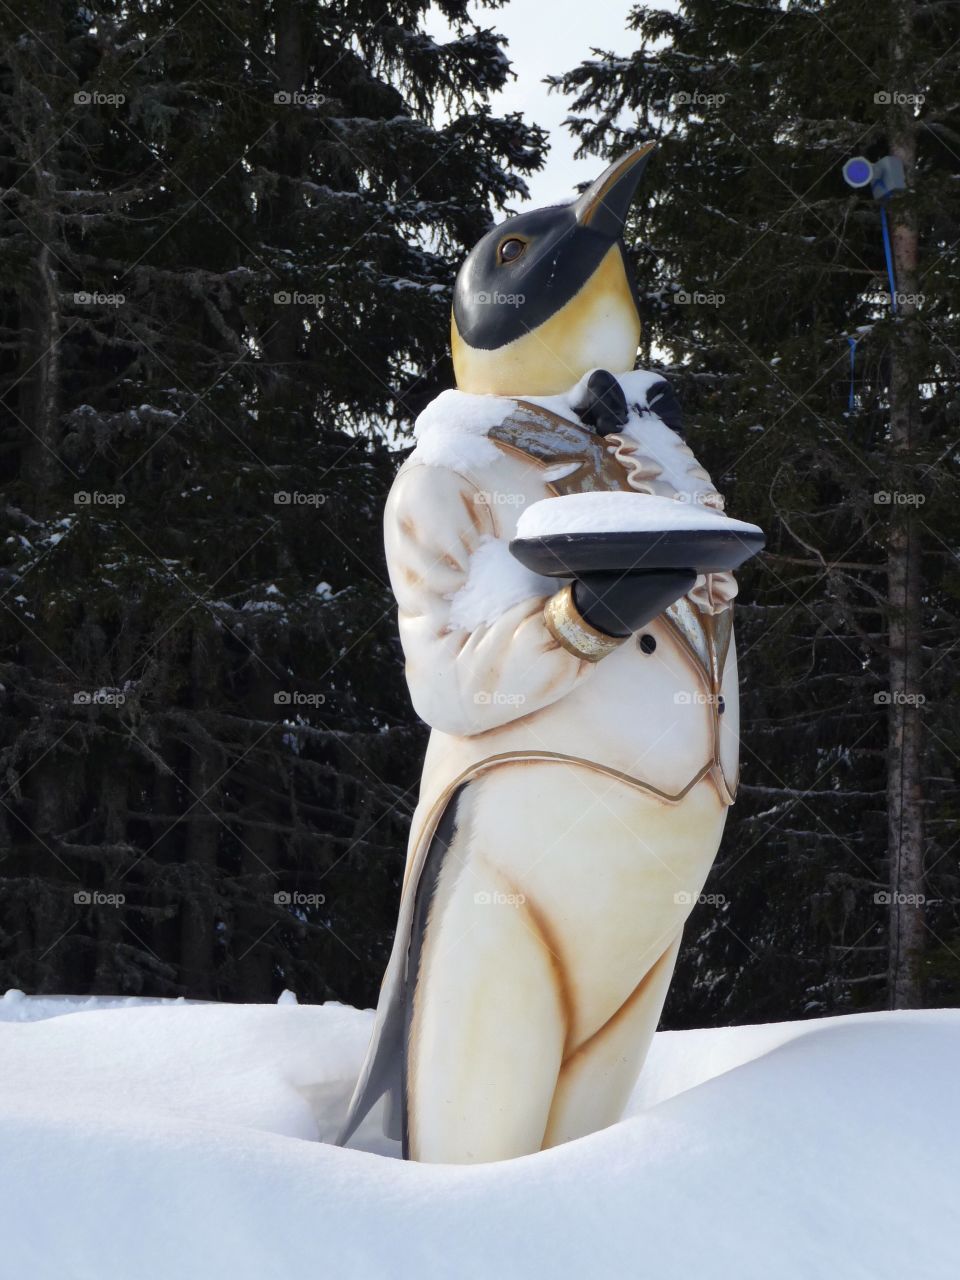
[404, 761, 727, 1163]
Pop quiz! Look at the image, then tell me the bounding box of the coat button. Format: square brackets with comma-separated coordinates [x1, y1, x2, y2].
[639, 634, 656, 654]
[717, 694, 726, 715]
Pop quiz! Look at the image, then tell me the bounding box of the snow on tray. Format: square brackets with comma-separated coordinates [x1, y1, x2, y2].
[516, 491, 763, 539]
[0, 993, 957, 1280]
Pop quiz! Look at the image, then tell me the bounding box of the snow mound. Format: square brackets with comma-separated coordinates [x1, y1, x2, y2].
[516, 490, 763, 537]
[0, 995, 956, 1280]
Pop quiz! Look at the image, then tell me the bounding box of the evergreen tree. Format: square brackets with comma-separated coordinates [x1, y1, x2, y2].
[0, 0, 545, 1002]
[552, 0, 960, 1020]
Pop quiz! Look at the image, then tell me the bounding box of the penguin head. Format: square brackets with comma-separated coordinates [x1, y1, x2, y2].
[451, 143, 655, 397]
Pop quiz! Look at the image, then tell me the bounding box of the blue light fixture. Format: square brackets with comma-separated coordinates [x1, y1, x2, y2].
[842, 156, 874, 189]
[842, 155, 906, 200]
[842, 155, 907, 316]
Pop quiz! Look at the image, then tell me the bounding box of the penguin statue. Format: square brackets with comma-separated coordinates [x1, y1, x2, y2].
[338, 143, 759, 1163]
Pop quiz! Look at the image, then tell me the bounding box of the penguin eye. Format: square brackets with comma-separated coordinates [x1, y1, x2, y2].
[497, 237, 526, 264]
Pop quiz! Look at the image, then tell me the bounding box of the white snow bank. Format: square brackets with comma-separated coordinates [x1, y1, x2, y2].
[0, 994, 956, 1280]
[516, 491, 764, 538]
[0, 987, 205, 1022]
[0, 994, 369, 1144]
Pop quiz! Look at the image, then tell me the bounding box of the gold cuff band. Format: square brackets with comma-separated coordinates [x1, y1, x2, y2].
[543, 584, 624, 663]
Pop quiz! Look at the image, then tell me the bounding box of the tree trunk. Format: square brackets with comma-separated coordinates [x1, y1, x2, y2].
[885, 0, 925, 1009]
[179, 628, 221, 997]
[16, 16, 63, 500]
[91, 768, 128, 993]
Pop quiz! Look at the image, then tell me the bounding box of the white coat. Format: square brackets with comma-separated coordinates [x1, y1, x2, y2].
[339, 369, 741, 1156]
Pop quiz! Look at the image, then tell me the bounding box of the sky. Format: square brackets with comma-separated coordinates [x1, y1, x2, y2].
[425, 0, 647, 208]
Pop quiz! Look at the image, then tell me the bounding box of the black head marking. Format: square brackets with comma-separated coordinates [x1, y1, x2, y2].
[452, 144, 655, 352]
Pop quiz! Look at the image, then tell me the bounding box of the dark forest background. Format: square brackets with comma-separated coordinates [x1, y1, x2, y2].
[1, 0, 957, 1024]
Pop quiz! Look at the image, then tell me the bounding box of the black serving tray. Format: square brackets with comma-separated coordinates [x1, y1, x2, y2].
[508, 526, 765, 578]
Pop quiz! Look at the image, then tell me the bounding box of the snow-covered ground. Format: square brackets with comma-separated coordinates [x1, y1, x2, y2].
[0, 990, 956, 1279]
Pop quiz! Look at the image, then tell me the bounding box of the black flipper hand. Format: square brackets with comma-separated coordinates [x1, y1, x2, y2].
[573, 570, 697, 637]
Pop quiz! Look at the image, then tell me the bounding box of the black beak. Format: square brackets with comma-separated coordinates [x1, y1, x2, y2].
[573, 142, 656, 240]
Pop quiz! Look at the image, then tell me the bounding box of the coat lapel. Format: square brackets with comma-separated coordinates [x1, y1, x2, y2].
[489, 398, 732, 690]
